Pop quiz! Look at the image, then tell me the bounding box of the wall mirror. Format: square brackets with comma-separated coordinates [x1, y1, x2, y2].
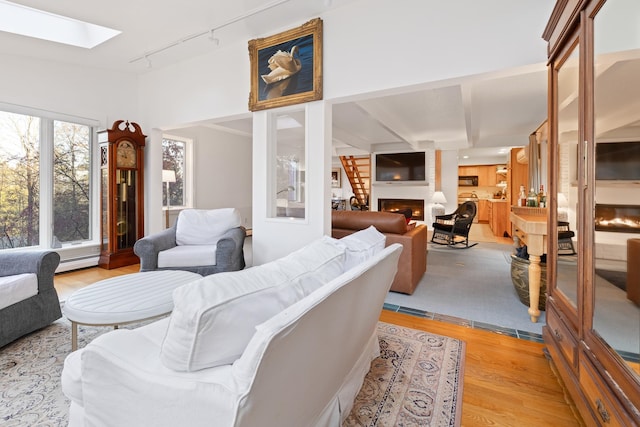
[592, 0, 640, 377]
[270, 108, 306, 219]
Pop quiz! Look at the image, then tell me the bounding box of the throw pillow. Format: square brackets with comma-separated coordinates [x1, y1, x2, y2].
[175, 208, 241, 246]
[160, 236, 345, 372]
[336, 226, 386, 271]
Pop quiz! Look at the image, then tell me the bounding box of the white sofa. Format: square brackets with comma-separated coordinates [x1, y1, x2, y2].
[62, 229, 402, 426]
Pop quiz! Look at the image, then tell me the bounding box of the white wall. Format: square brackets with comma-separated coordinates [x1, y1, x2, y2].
[135, 0, 552, 264]
[0, 53, 138, 127]
[0, 53, 140, 261]
[166, 126, 253, 228]
[323, 0, 551, 100]
[439, 150, 460, 216]
[1, 1, 553, 264]
[252, 101, 331, 264]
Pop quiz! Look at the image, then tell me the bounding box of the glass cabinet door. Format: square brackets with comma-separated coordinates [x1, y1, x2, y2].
[591, 0, 640, 378]
[552, 38, 581, 316]
[115, 169, 138, 250]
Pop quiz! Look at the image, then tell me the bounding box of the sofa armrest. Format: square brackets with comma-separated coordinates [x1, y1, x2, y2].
[66, 325, 240, 426]
[385, 225, 428, 294]
[0, 251, 60, 292]
[134, 227, 178, 271]
[215, 227, 246, 271]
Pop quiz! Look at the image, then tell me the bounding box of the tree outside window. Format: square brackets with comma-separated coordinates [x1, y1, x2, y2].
[53, 120, 91, 244]
[162, 137, 186, 207]
[0, 112, 40, 249]
[0, 110, 93, 250]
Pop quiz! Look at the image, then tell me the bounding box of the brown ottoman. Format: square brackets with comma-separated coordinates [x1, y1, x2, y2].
[628, 239, 640, 306]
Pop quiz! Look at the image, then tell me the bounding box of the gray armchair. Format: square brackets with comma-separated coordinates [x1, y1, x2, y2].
[0, 250, 62, 348]
[134, 208, 246, 276]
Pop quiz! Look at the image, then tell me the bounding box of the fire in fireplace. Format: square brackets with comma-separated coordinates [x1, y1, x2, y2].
[378, 199, 424, 221]
[595, 204, 640, 233]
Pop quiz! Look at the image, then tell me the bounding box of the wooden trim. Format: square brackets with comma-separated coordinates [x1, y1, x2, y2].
[434, 150, 441, 191]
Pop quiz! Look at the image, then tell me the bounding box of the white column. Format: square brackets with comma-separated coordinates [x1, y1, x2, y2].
[252, 101, 332, 265]
[145, 128, 164, 235]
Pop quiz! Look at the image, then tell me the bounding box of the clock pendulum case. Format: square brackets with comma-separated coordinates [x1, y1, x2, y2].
[98, 120, 146, 269]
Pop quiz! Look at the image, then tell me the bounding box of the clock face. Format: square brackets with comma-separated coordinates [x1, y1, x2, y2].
[116, 140, 137, 168]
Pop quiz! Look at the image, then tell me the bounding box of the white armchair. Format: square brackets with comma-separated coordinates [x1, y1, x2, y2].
[134, 208, 246, 276]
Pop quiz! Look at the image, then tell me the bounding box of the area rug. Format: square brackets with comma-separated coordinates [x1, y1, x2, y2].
[344, 322, 465, 427]
[1, 319, 465, 427]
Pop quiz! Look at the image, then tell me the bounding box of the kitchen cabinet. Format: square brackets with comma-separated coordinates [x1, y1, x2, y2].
[478, 166, 497, 186]
[507, 149, 528, 206]
[543, 1, 640, 425]
[477, 199, 489, 223]
[458, 166, 479, 177]
[458, 165, 501, 187]
[488, 200, 509, 237]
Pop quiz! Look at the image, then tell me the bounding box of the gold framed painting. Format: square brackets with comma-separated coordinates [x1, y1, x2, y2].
[248, 18, 323, 112]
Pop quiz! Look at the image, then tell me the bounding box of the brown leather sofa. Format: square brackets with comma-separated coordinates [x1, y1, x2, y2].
[331, 210, 427, 294]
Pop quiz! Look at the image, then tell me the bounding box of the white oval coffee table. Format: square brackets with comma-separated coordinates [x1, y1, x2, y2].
[63, 270, 202, 350]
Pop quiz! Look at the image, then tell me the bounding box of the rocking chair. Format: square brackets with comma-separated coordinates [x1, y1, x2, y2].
[558, 221, 576, 255]
[431, 201, 478, 248]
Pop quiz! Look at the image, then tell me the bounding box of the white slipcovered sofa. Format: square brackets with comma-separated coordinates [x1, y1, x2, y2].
[62, 228, 402, 426]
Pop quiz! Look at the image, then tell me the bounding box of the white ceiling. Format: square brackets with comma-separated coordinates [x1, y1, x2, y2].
[1, 0, 550, 164]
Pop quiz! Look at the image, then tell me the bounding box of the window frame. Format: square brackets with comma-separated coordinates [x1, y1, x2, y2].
[162, 134, 193, 211]
[0, 102, 99, 254]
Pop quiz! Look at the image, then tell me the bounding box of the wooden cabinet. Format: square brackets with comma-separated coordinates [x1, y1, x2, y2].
[458, 165, 479, 177]
[543, 1, 640, 425]
[488, 200, 509, 237]
[478, 166, 497, 186]
[477, 199, 489, 223]
[508, 149, 528, 206]
[458, 165, 501, 187]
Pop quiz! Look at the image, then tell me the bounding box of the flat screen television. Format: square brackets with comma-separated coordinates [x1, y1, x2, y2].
[596, 141, 640, 180]
[375, 152, 426, 183]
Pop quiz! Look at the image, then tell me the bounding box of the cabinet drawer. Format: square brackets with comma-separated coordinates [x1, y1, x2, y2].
[580, 358, 627, 427]
[546, 306, 577, 368]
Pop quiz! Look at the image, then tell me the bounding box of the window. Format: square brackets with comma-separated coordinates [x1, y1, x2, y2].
[0, 107, 94, 250]
[53, 120, 91, 244]
[162, 136, 189, 208]
[270, 109, 306, 219]
[0, 112, 40, 248]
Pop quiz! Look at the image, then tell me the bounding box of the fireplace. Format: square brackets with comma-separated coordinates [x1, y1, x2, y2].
[595, 204, 640, 233]
[378, 198, 424, 221]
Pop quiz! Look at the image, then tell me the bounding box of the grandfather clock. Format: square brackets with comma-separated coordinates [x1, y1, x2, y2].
[98, 120, 145, 269]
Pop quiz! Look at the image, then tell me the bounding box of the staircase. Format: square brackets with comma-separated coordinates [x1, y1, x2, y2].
[339, 155, 370, 208]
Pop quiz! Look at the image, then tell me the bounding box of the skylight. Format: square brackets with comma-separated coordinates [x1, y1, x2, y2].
[0, 1, 120, 49]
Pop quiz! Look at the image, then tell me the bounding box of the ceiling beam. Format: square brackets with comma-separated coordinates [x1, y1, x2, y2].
[353, 102, 421, 149]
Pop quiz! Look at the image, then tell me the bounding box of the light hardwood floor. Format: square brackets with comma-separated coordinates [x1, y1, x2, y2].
[54, 265, 582, 426]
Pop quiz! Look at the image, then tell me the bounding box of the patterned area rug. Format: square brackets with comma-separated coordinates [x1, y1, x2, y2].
[0, 319, 465, 427]
[344, 322, 465, 427]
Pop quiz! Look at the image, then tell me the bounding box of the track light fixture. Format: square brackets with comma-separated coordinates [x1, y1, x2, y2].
[209, 29, 219, 46]
[129, 0, 291, 66]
